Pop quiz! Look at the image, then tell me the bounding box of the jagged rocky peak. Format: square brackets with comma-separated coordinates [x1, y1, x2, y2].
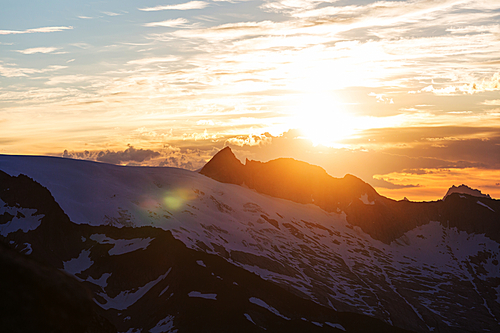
[199, 147, 245, 184]
[443, 184, 491, 200]
[200, 147, 379, 210]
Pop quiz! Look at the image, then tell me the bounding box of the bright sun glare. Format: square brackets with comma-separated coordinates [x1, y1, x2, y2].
[292, 93, 358, 147]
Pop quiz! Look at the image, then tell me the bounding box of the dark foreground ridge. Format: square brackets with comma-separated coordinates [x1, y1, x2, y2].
[0, 170, 412, 333]
[200, 147, 500, 243]
[0, 240, 116, 333]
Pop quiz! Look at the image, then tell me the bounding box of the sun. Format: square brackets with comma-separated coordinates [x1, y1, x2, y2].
[290, 93, 358, 147]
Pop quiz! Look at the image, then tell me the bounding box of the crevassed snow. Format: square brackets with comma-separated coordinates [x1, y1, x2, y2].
[90, 234, 152, 255]
[95, 268, 171, 310]
[249, 297, 290, 320]
[0, 200, 43, 236]
[150, 315, 177, 333]
[63, 249, 93, 276]
[359, 193, 375, 205]
[477, 201, 495, 212]
[325, 322, 346, 331]
[188, 291, 217, 300]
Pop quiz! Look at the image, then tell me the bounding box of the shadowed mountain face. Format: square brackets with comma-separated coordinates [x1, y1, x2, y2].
[200, 147, 500, 244]
[0, 170, 411, 333]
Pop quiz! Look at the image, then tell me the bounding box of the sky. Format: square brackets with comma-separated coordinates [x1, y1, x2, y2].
[1, 0, 500, 201]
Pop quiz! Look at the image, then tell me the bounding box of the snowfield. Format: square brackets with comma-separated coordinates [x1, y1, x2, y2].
[1, 155, 499, 332]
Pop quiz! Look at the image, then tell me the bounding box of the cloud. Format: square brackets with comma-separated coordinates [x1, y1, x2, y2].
[371, 178, 422, 190]
[101, 11, 122, 16]
[482, 99, 500, 106]
[465, 72, 500, 94]
[44, 74, 94, 85]
[222, 126, 499, 187]
[226, 133, 272, 147]
[15, 47, 58, 55]
[127, 56, 179, 65]
[64, 145, 160, 164]
[0, 62, 67, 78]
[77, 16, 92, 19]
[0, 26, 73, 35]
[368, 92, 394, 104]
[196, 120, 215, 125]
[143, 18, 189, 28]
[139, 1, 209, 11]
[413, 72, 500, 96]
[62, 144, 214, 170]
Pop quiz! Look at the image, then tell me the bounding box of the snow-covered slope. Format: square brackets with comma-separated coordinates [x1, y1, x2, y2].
[1, 154, 499, 333]
[0, 168, 408, 333]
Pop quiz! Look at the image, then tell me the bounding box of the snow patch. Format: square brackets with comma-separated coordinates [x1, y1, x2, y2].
[150, 315, 177, 333]
[87, 273, 112, 289]
[196, 260, 206, 267]
[359, 193, 374, 205]
[477, 201, 495, 212]
[188, 291, 217, 300]
[249, 297, 290, 320]
[95, 268, 171, 310]
[244, 313, 256, 325]
[122, 328, 142, 333]
[495, 285, 500, 304]
[90, 234, 152, 255]
[159, 285, 170, 297]
[63, 249, 93, 276]
[325, 322, 346, 331]
[0, 201, 43, 236]
[20, 243, 32, 255]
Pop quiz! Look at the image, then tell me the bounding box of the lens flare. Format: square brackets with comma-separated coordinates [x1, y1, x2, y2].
[163, 188, 196, 211]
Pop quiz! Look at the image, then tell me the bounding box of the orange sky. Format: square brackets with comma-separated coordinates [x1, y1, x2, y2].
[1, 0, 500, 201]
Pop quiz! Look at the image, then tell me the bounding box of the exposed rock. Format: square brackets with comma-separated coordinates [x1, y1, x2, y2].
[200, 147, 246, 185]
[443, 184, 491, 200]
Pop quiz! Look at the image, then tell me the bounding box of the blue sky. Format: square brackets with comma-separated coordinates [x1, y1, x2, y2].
[1, 0, 500, 200]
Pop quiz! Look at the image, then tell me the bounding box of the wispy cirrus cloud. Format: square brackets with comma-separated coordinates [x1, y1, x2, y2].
[139, 1, 209, 11]
[143, 18, 189, 28]
[0, 61, 67, 78]
[101, 11, 122, 16]
[0, 26, 73, 35]
[127, 56, 179, 65]
[482, 100, 500, 106]
[15, 47, 59, 55]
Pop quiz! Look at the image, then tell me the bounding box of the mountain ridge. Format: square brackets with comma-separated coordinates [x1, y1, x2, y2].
[0, 170, 411, 333]
[1, 153, 499, 333]
[200, 147, 500, 244]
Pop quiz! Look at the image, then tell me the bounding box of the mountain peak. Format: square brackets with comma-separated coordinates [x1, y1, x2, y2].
[443, 184, 491, 200]
[199, 147, 245, 184]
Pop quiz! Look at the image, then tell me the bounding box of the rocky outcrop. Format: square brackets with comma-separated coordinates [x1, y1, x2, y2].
[443, 184, 491, 200]
[200, 146, 246, 185]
